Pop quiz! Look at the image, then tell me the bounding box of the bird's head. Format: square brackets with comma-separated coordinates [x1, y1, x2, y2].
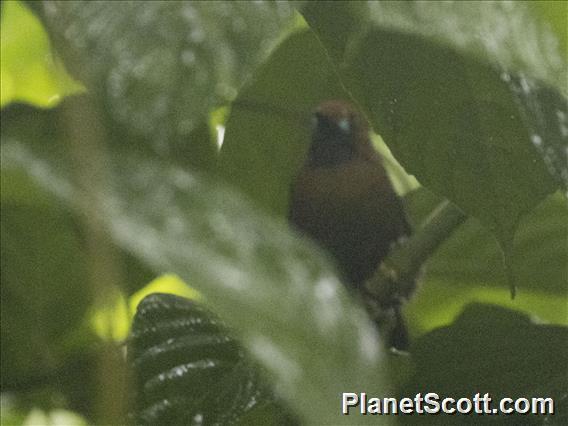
[309, 100, 370, 167]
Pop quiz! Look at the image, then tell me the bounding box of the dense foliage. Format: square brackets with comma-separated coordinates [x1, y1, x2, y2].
[1, 1, 566, 424]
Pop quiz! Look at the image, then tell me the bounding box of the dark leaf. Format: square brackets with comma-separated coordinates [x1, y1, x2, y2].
[401, 303, 568, 424]
[128, 293, 295, 425]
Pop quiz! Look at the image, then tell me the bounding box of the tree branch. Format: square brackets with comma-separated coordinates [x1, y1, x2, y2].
[363, 200, 467, 315]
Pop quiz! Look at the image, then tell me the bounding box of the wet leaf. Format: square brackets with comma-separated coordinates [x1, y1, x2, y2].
[3, 129, 388, 425]
[402, 188, 567, 336]
[33, 1, 295, 160]
[107, 158, 387, 425]
[128, 293, 294, 425]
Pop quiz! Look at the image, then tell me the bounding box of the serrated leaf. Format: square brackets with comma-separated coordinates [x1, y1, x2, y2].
[128, 293, 291, 425]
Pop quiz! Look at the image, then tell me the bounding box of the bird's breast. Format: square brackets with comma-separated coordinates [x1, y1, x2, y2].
[289, 157, 408, 286]
[291, 159, 392, 216]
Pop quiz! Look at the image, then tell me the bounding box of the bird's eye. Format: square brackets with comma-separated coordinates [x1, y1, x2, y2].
[311, 115, 319, 130]
[337, 118, 351, 133]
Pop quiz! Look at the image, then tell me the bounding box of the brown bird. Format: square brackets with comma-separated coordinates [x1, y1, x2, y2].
[289, 99, 411, 348]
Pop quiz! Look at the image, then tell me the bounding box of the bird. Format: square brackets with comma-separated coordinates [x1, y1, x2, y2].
[289, 99, 412, 349]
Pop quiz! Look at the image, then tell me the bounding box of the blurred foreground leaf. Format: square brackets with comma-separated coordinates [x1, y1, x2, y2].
[33, 0, 296, 164]
[3, 125, 388, 424]
[21, 408, 88, 426]
[0, 0, 83, 108]
[106, 158, 387, 425]
[0, 201, 89, 387]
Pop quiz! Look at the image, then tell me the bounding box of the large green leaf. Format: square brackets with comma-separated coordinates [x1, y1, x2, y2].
[529, 1, 568, 60]
[401, 188, 567, 335]
[405, 188, 568, 295]
[303, 1, 566, 90]
[406, 278, 568, 338]
[0, 104, 151, 421]
[3, 121, 389, 425]
[107, 159, 388, 425]
[4, 4, 393, 421]
[0, 103, 155, 293]
[0, 106, 90, 390]
[302, 0, 567, 257]
[30, 1, 296, 170]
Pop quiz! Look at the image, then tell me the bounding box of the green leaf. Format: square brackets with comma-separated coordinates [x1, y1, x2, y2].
[350, 32, 560, 235]
[0, 0, 83, 108]
[219, 29, 350, 215]
[128, 293, 295, 424]
[1, 103, 155, 295]
[402, 188, 567, 334]
[4, 5, 394, 418]
[302, 1, 567, 284]
[108, 159, 387, 425]
[0, 104, 154, 414]
[406, 279, 568, 337]
[34, 1, 296, 163]
[302, 0, 567, 89]
[402, 303, 568, 424]
[22, 408, 88, 426]
[530, 0, 568, 59]
[0, 201, 89, 386]
[405, 188, 568, 295]
[1, 106, 92, 385]
[3, 126, 389, 425]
